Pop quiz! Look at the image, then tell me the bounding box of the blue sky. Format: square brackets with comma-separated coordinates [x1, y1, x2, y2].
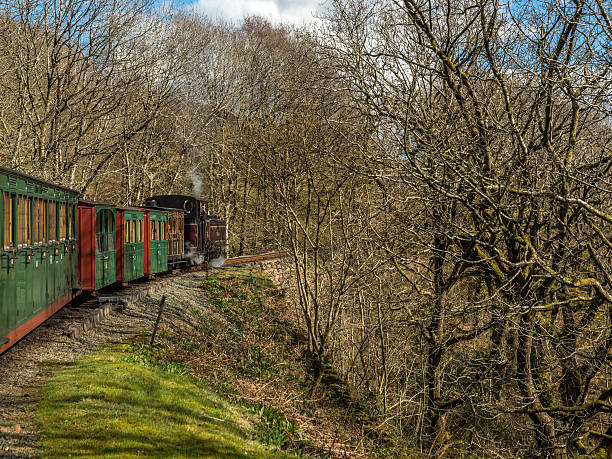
[168, 0, 322, 25]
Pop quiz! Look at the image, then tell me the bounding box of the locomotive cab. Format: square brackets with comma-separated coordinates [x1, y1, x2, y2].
[146, 195, 227, 264]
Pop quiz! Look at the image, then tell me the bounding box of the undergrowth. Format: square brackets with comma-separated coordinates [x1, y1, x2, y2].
[247, 404, 309, 456]
[141, 267, 397, 457]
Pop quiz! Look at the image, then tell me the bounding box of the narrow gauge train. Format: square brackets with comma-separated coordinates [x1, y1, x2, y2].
[0, 166, 227, 355]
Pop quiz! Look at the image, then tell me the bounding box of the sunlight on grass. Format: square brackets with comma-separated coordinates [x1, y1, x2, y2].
[36, 346, 289, 458]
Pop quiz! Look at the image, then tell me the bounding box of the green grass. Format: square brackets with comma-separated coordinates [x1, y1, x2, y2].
[36, 346, 290, 458]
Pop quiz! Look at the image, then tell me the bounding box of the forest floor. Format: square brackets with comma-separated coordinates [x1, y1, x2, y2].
[0, 265, 388, 458]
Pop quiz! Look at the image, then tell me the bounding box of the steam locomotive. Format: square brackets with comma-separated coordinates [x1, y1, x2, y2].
[0, 166, 227, 355]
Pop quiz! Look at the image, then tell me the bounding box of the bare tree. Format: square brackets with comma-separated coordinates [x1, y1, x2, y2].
[0, 0, 160, 196]
[324, 0, 612, 455]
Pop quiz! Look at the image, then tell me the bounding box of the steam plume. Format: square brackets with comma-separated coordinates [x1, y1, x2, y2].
[187, 169, 203, 197]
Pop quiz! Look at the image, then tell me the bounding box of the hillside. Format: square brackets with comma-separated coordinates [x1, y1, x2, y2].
[0, 265, 394, 458]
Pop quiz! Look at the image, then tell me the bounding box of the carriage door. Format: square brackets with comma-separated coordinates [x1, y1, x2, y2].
[94, 208, 116, 289]
[0, 192, 16, 334]
[123, 212, 144, 282]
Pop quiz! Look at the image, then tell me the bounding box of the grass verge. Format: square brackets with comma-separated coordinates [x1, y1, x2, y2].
[36, 345, 289, 458]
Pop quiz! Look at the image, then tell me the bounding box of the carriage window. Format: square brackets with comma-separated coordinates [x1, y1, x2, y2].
[107, 213, 114, 250]
[66, 204, 68, 239]
[4, 192, 13, 249]
[17, 196, 23, 247]
[32, 199, 38, 246]
[34, 200, 37, 245]
[27, 197, 32, 246]
[163, 220, 167, 240]
[65, 204, 69, 240]
[95, 210, 102, 233]
[138, 220, 142, 242]
[151, 219, 157, 241]
[68, 205, 73, 239]
[24, 197, 29, 246]
[41, 199, 46, 244]
[49, 202, 57, 242]
[95, 210, 103, 252]
[41, 200, 46, 243]
[17, 195, 29, 248]
[95, 209, 114, 252]
[16, 196, 21, 247]
[37, 198, 43, 245]
[59, 203, 66, 241]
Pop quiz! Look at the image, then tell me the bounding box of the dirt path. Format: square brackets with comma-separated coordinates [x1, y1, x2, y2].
[0, 271, 214, 458]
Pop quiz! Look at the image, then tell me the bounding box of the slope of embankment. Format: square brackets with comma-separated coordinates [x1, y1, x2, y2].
[1, 265, 394, 457]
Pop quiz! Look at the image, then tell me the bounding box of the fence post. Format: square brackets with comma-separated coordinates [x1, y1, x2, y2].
[150, 295, 166, 346]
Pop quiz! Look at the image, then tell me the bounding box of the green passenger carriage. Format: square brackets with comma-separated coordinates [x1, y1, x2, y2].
[0, 167, 79, 353]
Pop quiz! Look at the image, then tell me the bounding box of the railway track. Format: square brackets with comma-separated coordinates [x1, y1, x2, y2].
[223, 251, 288, 265]
[0, 251, 288, 351]
[63, 251, 288, 339]
[62, 251, 288, 339]
[0, 251, 288, 354]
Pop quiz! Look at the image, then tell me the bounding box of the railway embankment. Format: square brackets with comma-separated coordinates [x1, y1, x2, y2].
[0, 262, 386, 458]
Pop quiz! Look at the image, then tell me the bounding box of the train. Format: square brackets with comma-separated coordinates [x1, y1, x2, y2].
[0, 166, 227, 355]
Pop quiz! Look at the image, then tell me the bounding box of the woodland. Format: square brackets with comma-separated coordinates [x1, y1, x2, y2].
[0, 0, 611, 456]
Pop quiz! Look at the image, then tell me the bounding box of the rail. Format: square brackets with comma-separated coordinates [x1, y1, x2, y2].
[224, 251, 288, 265]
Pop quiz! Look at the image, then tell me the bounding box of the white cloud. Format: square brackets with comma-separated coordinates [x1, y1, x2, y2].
[193, 0, 320, 26]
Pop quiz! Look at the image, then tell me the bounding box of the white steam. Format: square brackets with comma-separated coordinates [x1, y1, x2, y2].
[187, 169, 203, 197]
[185, 241, 205, 265]
[208, 256, 226, 268]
